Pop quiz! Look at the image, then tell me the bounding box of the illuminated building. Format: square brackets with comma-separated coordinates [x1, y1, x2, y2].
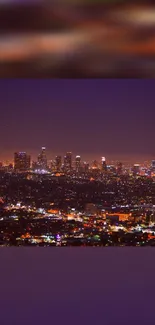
[106, 215, 119, 223]
[117, 162, 123, 175]
[75, 155, 81, 172]
[14, 152, 31, 171]
[32, 161, 38, 170]
[108, 165, 116, 174]
[101, 157, 107, 172]
[38, 147, 47, 169]
[50, 160, 55, 172]
[151, 160, 155, 171]
[84, 162, 89, 173]
[64, 152, 72, 172]
[133, 164, 140, 175]
[106, 213, 131, 222]
[92, 160, 98, 169]
[55, 156, 62, 172]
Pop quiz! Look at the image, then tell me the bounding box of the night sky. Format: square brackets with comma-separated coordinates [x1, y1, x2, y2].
[1, 249, 155, 325]
[0, 79, 155, 162]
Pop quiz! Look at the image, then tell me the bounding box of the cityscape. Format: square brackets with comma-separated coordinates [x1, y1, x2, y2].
[1, 146, 155, 246]
[0, 79, 155, 248]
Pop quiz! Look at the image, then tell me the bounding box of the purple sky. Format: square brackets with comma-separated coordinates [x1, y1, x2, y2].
[0, 0, 41, 3]
[0, 79, 155, 162]
[0, 249, 155, 325]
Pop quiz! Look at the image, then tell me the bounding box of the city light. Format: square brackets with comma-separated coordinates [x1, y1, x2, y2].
[0, 148, 155, 246]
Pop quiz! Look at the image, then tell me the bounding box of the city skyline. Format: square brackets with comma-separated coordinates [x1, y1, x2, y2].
[1, 148, 155, 166]
[0, 79, 155, 161]
[1, 147, 155, 176]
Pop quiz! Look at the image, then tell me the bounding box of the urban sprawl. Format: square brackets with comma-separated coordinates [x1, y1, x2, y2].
[0, 147, 155, 246]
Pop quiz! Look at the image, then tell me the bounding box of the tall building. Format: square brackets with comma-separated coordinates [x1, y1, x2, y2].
[38, 147, 47, 170]
[84, 162, 89, 173]
[32, 161, 38, 170]
[92, 160, 98, 169]
[117, 162, 123, 175]
[151, 160, 155, 171]
[108, 165, 116, 174]
[14, 152, 31, 171]
[101, 157, 107, 172]
[75, 155, 81, 172]
[55, 155, 62, 172]
[133, 164, 140, 175]
[64, 152, 72, 172]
